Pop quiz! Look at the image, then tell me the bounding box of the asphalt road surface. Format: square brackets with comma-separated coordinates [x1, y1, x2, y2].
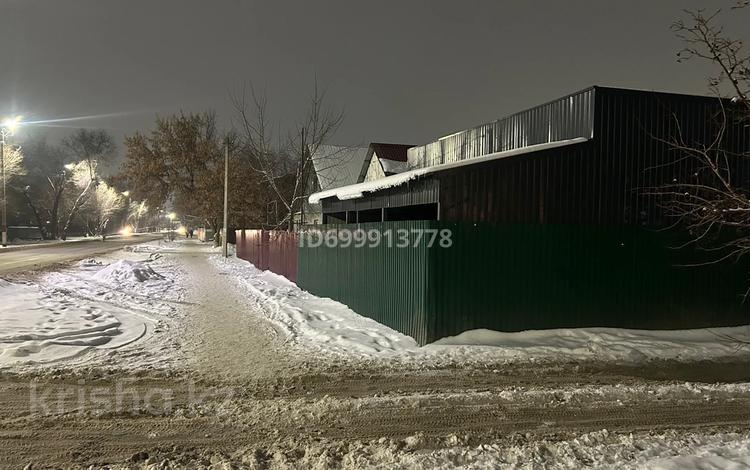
[0, 234, 163, 274]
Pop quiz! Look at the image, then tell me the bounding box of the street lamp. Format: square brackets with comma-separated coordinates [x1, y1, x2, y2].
[1, 116, 22, 247]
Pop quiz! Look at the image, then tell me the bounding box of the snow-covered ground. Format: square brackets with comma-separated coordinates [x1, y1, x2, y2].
[4, 241, 750, 468]
[211, 254, 750, 367]
[0, 240, 186, 370]
[111, 429, 750, 469]
[4, 239, 749, 372]
[287, 429, 750, 470]
[5, 238, 748, 372]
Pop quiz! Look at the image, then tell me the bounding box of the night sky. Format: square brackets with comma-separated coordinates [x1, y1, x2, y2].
[0, 0, 743, 152]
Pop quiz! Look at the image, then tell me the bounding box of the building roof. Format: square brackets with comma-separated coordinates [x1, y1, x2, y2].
[310, 137, 588, 204]
[370, 143, 412, 162]
[310, 144, 370, 192]
[357, 143, 414, 180]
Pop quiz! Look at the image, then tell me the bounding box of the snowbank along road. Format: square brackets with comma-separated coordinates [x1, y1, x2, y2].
[1, 239, 750, 468]
[0, 234, 162, 274]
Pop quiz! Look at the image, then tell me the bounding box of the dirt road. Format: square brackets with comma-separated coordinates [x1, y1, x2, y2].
[2, 244, 750, 468]
[3, 366, 750, 468]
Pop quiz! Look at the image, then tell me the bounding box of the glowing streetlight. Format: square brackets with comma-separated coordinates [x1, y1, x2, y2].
[1, 116, 23, 247]
[1, 116, 21, 134]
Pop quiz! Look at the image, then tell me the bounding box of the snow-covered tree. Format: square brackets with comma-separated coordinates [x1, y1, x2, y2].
[127, 200, 148, 232]
[79, 182, 124, 237]
[1, 143, 25, 207]
[59, 129, 115, 239]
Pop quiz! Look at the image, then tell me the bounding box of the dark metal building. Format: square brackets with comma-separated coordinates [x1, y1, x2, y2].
[316, 86, 749, 227]
[298, 87, 750, 344]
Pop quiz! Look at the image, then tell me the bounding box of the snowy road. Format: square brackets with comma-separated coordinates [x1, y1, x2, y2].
[0, 234, 162, 274]
[2, 240, 750, 468]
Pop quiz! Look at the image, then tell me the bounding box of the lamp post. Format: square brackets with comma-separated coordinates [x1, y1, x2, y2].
[223, 139, 229, 258]
[0, 116, 22, 247]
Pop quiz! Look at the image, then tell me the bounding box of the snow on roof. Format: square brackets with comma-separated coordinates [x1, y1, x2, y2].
[311, 145, 370, 192]
[380, 158, 409, 174]
[309, 137, 588, 203]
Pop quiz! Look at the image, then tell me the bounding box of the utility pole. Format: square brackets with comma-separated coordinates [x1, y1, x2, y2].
[298, 127, 305, 230]
[222, 139, 229, 258]
[1, 117, 21, 246]
[1, 137, 6, 247]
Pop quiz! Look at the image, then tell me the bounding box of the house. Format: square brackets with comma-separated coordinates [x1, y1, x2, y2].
[362, 143, 413, 182]
[301, 143, 415, 225]
[300, 86, 750, 344]
[300, 144, 369, 226]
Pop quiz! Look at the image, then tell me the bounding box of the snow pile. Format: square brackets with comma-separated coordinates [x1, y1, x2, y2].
[0, 243, 186, 370]
[429, 326, 750, 363]
[92, 260, 164, 283]
[212, 256, 418, 358]
[215, 255, 750, 366]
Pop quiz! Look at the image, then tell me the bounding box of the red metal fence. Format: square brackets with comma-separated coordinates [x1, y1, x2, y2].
[235, 229, 299, 282]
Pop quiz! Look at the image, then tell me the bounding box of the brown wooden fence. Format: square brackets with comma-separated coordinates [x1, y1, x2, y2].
[235, 229, 299, 282]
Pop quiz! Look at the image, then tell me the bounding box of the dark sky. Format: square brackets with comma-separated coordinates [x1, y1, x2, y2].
[0, 0, 743, 152]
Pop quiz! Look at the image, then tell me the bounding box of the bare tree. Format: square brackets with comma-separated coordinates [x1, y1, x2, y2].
[234, 81, 343, 230]
[645, 5, 750, 267]
[15, 138, 69, 239]
[673, 7, 750, 110]
[1, 143, 24, 185]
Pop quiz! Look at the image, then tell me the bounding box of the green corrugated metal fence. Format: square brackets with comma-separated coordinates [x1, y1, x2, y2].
[298, 221, 433, 343]
[297, 221, 750, 345]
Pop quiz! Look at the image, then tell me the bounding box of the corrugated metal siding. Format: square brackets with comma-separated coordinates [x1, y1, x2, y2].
[236, 229, 298, 281]
[426, 223, 750, 343]
[593, 87, 750, 227]
[268, 231, 299, 282]
[435, 87, 750, 226]
[331, 87, 748, 227]
[324, 178, 439, 214]
[295, 222, 750, 345]
[297, 221, 433, 344]
[408, 88, 595, 169]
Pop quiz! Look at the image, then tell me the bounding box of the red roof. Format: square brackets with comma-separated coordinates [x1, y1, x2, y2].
[370, 143, 413, 162]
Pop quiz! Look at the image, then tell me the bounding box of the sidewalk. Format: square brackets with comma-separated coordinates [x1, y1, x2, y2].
[179, 240, 300, 381]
